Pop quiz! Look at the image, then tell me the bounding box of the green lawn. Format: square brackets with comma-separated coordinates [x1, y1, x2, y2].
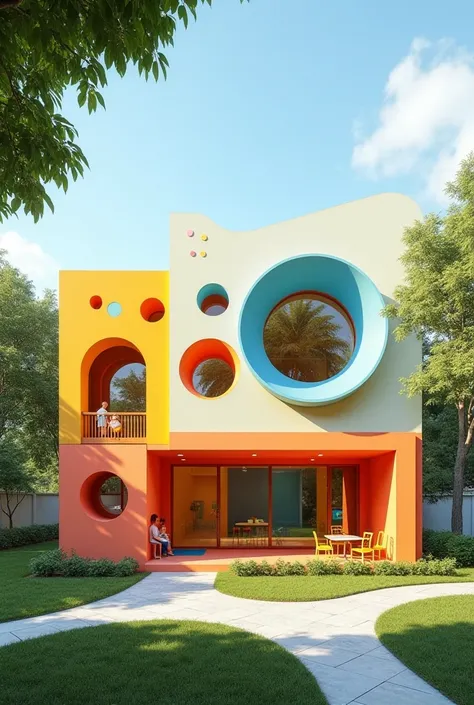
[215, 569, 474, 601]
[0, 620, 327, 705]
[377, 595, 474, 705]
[0, 542, 145, 623]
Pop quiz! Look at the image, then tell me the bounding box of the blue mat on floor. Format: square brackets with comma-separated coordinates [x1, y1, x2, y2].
[172, 549, 206, 556]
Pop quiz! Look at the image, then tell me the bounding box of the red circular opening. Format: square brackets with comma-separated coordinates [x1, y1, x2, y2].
[80, 472, 128, 521]
[140, 298, 165, 323]
[201, 294, 229, 316]
[179, 339, 238, 398]
[90, 295, 102, 310]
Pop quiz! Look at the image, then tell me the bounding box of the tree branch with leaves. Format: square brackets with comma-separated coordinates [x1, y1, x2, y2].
[384, 153, 474, 533]
[0, 0, 248, 222]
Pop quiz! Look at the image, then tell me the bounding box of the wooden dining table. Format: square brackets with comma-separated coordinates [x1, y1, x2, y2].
[324, 534, 363, 558]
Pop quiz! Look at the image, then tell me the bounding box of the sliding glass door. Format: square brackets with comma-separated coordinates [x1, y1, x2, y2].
[272, 467, 329, 546]
[172, 466, 218, 547]
[172, 464, 359, 548]
[219, 467, 269, 547]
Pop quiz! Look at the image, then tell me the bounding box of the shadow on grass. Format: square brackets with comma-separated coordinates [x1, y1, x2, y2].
[0, 619, 328, 705]
[377, 595, 474, 705]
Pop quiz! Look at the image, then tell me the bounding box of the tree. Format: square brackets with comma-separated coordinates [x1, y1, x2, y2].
[0, 0, 247, 222]
[263, 298, 352, 381]
[0, 252, 58, 490]
[0, 435, 32, 528]
[384, 153, 474, 533]
[111, 366, 146, 411]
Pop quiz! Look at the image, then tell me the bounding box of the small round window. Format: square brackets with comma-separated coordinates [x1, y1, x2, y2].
[263, 292, 355, 382]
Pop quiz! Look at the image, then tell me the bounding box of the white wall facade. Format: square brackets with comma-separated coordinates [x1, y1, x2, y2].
[169, 193, 423, 434]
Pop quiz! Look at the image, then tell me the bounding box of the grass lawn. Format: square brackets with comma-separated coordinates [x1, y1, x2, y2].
[376, 596, 474, 705]
[0, 620, 327, 705]
[0, 542, 145, 623]
[215, 569, 474, 601]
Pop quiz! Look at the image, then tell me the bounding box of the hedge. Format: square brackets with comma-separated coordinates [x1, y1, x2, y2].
[423, 529, 474, 567]
[231, 556, 458, 577]
[0, 523, 59, 550]
[30, 549, 139, 577]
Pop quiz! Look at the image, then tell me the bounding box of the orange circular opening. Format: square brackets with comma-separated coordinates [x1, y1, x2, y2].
[179, 339, 239, 398]
[80, 472, 128, 521]
[140, 298, 165, 323]
[90, 295, 102, 310]
[201, 294, 229, 316]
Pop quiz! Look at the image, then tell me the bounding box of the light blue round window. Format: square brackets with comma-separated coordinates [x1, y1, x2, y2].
[107, 302, 122, 318]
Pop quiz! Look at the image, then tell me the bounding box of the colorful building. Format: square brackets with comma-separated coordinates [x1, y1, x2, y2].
[59, 193, 422, 569]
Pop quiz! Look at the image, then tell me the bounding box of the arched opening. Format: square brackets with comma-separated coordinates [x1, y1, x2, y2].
[81, 338, 147, 440]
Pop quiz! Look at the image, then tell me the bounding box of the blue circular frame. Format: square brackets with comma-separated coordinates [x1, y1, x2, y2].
[197, 283, 229, 311]
[238, 254, 388, 406]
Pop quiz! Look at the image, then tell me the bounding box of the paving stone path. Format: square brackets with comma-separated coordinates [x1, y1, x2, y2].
[1, 573, 473, 705]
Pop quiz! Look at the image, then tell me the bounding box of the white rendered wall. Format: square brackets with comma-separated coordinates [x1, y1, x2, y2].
[169, 194, 422, 434]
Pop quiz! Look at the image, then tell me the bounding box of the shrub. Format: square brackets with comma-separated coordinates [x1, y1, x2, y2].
[86, 558, 117, 577]
[231, 559, 260, 577]
[29, 549, 140, 577]
[342, 560, 373, 575]
[413, 557, 457, 576]
[115, 557, 140, 577]
[231, 556, 459, 578]
[29, 548, 66, 577]
[0, 523, 59, 550]
[423, 529, 474, 567]
[62, 553, 90, 577]
[373, 560, 413, 576]
[306, 559, 342, 576]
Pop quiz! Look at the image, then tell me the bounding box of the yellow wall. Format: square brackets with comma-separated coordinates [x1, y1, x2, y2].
[59, 270, 169, 445]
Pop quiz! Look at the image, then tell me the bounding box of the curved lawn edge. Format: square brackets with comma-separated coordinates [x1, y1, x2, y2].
[0, 541, 147, 624]
[214, 569, 474, 602]
[0, 619, 328, 705]
[376, 595, 474, 705]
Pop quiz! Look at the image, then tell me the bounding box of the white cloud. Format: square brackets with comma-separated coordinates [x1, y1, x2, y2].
[0, 231, 59, 293]
[352, 38, 474, 202]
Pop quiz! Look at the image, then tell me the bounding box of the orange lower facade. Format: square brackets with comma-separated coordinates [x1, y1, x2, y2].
[59, 432, 422, 570]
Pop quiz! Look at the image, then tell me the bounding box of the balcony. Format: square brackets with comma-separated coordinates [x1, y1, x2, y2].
[82, 412, 146, 443]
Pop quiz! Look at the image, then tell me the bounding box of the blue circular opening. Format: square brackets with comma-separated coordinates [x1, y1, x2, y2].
[107, 302, 122, 318]
[197, 283, 229, 316]
[238, 254, 388, 407]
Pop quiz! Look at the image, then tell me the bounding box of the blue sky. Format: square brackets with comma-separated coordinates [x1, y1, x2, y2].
[2, 0, 474, 292]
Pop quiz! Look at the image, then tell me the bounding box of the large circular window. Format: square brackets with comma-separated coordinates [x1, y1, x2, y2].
[239, 254, 388, 406]
[263, 292, 355, 382]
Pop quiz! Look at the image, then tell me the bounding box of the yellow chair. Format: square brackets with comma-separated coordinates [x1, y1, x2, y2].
[351, 532, 374, 562]
[329, 525, 343, 554]
[313, 531, 333, 557]
[373, 531, 386, 560]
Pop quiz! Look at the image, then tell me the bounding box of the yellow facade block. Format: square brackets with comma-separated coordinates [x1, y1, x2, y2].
[59, 270, 169, 445]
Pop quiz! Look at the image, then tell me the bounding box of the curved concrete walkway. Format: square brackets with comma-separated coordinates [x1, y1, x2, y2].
[1, 575, 473, 705]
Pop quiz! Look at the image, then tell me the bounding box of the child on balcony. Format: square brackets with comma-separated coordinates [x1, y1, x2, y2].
[96, 401, 108, 437]
[108, 414, 122, 435]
